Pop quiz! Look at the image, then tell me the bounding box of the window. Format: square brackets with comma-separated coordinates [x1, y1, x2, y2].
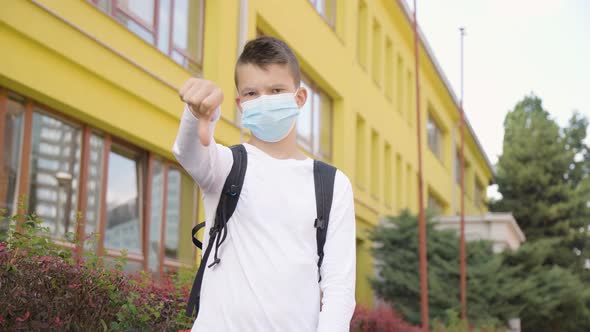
[84, 133, 105, 247]
[454, 151, 461, 185]
[454, 150, 470, 187]
[296, 76, 333, 161]
[308, 0, 336, 28]
[396, 55, 404, 114]
[384, 143, 392, 207]
[27, 111, 82, 239]
[407, 70, 414, 126]
[164, 167, 195, 264]
[427, 114, 443, 161]
[148, 161, 196, 273]
[372, 20, 382, 85]
[89, 0, 204, 74]
[384, 38, 393, 100]
[395, 154, 402, 209]
[357, 1, 368, 68]
[370, 130, 379, 198]
[104, 145, 143, 254]
[148, 158, 164, 271]
[1, 94, 25, 216]
[355, 115, 366, 188]
[428, 191, 445, 215]
[475, 178, 484, 209]
[0, 88, 198, 274]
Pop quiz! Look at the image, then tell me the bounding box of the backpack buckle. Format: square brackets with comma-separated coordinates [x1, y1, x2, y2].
[314, 218, 326, 230]
[226, 184, 239, 197]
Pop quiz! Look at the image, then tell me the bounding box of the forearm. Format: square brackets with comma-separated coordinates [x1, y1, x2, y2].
[172, 105, 231, 193]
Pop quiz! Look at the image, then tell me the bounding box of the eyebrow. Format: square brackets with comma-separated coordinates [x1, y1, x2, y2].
[239, 84, 289, 94]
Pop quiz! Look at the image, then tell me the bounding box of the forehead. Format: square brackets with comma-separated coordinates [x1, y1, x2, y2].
[236, 63, 297, 91]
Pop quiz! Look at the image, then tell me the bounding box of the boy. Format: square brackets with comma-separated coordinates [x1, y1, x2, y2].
[173, 36, 356, 332]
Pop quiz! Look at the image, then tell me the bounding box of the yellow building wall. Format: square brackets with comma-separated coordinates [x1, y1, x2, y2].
[1, 0, 494, 310]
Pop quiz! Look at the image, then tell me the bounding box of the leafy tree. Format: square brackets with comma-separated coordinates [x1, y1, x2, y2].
[491, 94, 573, 241]
[369, 210, 513, 328]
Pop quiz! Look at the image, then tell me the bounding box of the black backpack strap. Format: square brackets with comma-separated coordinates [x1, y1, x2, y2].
[191, 222, 206, 249]
[313, 160, 337, 283]
[186, 144, 247, 317]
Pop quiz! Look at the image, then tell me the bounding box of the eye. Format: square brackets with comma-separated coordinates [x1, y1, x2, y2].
[245, 91, 257, 97]
[271, 88, 283, 94]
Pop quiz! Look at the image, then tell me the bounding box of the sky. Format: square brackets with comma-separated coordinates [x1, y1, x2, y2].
[404, 0, 590, 196]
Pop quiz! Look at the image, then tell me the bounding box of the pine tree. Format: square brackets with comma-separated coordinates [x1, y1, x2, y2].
[369, 210, 513, 328]
[491, 94, 573, 241]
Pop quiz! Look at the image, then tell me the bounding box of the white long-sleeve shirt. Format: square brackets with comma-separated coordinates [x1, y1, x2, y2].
[172, 105, 356, 332]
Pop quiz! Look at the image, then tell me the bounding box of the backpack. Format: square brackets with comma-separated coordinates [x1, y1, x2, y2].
[185, 144, 337, 318]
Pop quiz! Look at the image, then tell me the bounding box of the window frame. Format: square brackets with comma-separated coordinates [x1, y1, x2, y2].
[296, 75, 334, 162]
[88, 0, 205, 75]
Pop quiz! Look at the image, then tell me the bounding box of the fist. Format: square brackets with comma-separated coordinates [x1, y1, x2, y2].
[179, 78, 224, 146]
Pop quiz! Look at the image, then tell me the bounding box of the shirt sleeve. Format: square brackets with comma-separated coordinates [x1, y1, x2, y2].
[317, 172, 357, 332]
[172, 104, 233, 194]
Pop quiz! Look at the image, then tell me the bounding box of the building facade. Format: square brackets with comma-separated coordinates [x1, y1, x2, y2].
[1, 0, 494, 308]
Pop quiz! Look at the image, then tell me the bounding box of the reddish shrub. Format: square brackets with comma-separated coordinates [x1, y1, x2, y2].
[351, 304, 422, 332]
[0, 246, 193, 331]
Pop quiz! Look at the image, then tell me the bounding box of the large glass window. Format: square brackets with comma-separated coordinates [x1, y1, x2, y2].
[28, 111, 82, 239]
[296, 77, 333, 161]
[475, 178, 484, 209]
[0, 88, 198, 273]
[89, 0, 204, 74]
[308, 0, 336, 28]
[1, 95, 25, 216]
[84, 133, 105, 246]
[104, 145, 142, 254]
[427, 114, 444, 161]
[148, 162, 196, 273]
[164, 167, 195, 265]
[148, 158, 164, 271]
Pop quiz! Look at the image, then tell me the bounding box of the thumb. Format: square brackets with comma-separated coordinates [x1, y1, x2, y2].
[198, 115, 212, 147]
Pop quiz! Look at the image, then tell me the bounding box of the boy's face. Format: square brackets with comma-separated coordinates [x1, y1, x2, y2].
[235, 63, 307, 112]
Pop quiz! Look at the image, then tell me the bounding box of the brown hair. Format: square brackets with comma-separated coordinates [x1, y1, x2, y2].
[234, 36, 301, 88]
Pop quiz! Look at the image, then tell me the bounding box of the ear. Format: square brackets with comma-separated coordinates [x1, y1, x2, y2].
[295, 86, 308, 109]
[235, 96, 243, 113]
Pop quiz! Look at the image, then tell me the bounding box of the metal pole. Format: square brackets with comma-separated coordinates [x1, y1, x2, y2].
[459, 26, 468, 323]
[412, 1, 429, 330]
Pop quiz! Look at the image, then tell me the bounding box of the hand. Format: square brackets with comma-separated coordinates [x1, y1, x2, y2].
[179, 78, 224, 146]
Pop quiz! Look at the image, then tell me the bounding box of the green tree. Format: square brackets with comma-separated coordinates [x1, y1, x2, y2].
[490, 94, 590, 330]
[369, 210, 513, 328]
[491, 94, 574, 241]
[500, 238, 590, 331]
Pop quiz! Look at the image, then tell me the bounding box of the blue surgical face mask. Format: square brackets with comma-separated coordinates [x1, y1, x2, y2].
[241, 89, 300, 143]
